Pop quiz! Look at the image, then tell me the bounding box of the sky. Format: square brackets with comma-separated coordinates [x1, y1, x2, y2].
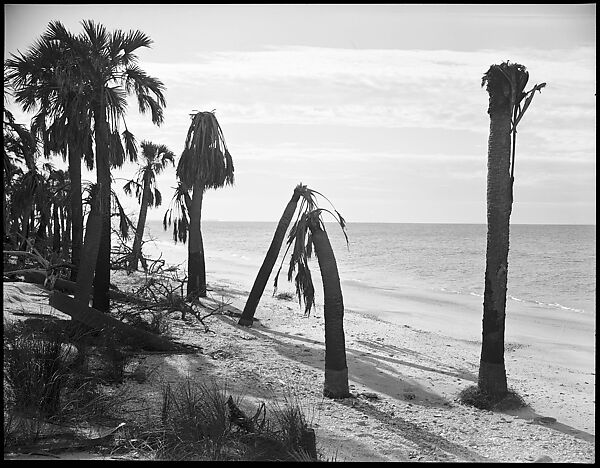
[3, 4, 596, 224]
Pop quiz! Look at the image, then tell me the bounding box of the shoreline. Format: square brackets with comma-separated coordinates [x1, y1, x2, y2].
[204, 256, 595, 435]
[2, 261, 595, 461]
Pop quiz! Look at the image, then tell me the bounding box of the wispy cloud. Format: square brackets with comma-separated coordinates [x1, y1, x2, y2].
[143, 45, 595, 149]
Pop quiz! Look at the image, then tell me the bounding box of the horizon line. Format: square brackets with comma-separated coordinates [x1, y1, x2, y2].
[149, 219, 596, 226]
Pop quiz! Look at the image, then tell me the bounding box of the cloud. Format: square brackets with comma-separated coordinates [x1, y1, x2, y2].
[142, 45, 595, 139]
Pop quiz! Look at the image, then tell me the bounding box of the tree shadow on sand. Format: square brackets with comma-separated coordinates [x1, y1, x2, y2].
[217, 313, 473, 410]
[336, 397, 490, 462]
[500, 406, 595, 443]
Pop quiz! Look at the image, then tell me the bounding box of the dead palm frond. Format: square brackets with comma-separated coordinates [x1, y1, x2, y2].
[163, 182, 191, 244]
[176, 111, 234, 190]
[482, 61, 546, 183]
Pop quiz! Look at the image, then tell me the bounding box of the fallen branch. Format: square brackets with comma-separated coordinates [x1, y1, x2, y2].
[49, 291, 184, 352]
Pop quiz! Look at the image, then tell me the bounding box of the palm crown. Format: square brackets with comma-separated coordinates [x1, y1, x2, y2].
[177, 111, 234, 190]
[124, 140, 175, 208]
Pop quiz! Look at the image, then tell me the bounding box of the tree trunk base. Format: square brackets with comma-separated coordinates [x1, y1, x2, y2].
[323, 367, 351, 399]
[237, 316, 254, 327]
[478, 360, 508, 400]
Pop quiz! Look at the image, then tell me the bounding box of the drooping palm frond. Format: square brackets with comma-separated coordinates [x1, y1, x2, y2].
[177, 111, 234, 190]
[81, 181, 133, 240]
[122, 128, 138, 162]
[123, 179, 143, 199]
[272, 185, 349, 316]
[163, 183, 191, 244]
[111, 188, 135, 241]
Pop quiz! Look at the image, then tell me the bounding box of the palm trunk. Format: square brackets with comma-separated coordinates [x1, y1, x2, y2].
[310, 221, 350, 399]
[19, 204, 34, 250]
[478, 69, 513, 399]
[92, 100, 112, 313]
[187, 181, 206, 298]
[68, 146, 83, 281]
[129, 175, 151, 271]
[36, 205, 49, 241]
[52, 203, 61, 253]
[75, 191, 103, 304]
[239, 187, 303, 326]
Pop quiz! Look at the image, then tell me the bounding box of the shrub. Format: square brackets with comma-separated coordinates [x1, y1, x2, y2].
[458, 385, 527, 411]
[127, 377, 320, 461]
[274, 291, 295, 301]
[3, 320, 77, 417]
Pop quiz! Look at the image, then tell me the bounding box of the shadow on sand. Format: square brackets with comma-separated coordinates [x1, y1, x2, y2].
[501, 406, 595, 443]
[214, 300, 595, 447]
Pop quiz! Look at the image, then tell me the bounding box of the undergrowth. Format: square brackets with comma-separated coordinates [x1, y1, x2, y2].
[117, 377, 321, 461]
[458, 385, 528, 411]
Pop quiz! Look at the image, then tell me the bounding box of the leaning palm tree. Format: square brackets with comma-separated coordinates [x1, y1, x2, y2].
[478, 61, 545, 400]
[124, 140, 175, 271]
[275, 200, 350, 399]
[40, 20, 166, 312]
[239, 183, 317, 326]
[168, 111, 234, 298]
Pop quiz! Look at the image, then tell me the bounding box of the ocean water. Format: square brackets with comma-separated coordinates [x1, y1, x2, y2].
[144, 221, 596, 318]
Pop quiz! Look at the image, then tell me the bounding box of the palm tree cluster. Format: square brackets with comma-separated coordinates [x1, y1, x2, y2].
[3, 107, 71, 258]
[5, 20, 547, 408]
[5, 20, 166, 310]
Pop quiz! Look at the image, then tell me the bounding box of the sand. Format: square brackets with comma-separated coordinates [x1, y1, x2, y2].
[2, 264, 595, 462]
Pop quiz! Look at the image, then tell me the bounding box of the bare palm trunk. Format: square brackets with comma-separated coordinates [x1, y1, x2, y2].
[310, 221, 350, 399]
[478, 68, 513, 399]
[92, 100, 112, 313]
[239, 187, 303, 326]
[129, 174, 151, 271]
[76, 190, 103, 304]
[187, 181, 206, 298]
[68, 146, 83, 281]
[52, 203, 61, 253]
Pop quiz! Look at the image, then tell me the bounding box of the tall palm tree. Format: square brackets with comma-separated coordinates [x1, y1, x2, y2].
[479, 61, 545, 400]
[239, 183, 319, 326]
[124, 140, 175, 271]
[275, 200, 350, 399]
[169, 111, 234, 298]
[5, 29, 94, 280]
[41, 20, 166, 312]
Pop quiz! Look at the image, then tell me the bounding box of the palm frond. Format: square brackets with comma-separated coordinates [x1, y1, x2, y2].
[152, 188, 162, 208]
[111, 188, 134, 240]
[273, 186, 349, 316]
[122, 128, 138, 162]
[177, 111, 234, 190]
[163, 183, 190, 244]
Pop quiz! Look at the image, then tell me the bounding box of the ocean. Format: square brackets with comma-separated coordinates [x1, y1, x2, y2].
[143, 221, 596, 322]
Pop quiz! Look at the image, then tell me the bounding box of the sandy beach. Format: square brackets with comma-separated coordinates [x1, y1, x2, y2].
[3, 257, 595, 462]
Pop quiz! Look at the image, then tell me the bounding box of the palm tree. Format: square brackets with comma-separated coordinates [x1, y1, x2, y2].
[239, 183, 317, 326]
[479, 61, 545, 400]
[5, 29, 95, 280]
[124, 140, 175, 271]
[2, 114, 46, 249]
[40, 20, 166, 312]
[168, 111, 234, 298]
[275, 199, 350, 399]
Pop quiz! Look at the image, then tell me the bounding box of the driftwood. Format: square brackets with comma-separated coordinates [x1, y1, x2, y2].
[5, 269, 148, 306]
[227, 396, 266, 433]
[225, 396, 317, 460]
[8, 422, 126, 455]
[49, 291, 182, 352]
